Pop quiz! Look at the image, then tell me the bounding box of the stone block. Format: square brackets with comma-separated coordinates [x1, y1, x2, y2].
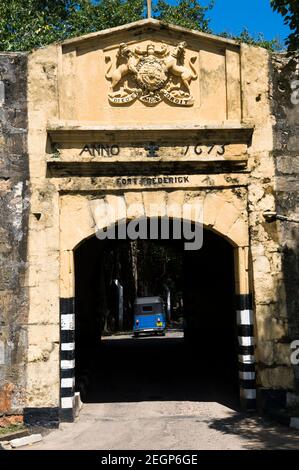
[274, 343, 292, 365]
[287, 393, 299, 406]
[202, 193, 225, 228]
[214, 201, 240, 235]
[256, 341, 274, 365]
[254, 255, 271, 274]
[60, 195, 94, 250]
[10, 433, 43, 448]
[104, 194, 126, 225]
[227, 217, 249, 246]
[0, 382, 14, 414]
[26, 354, 60, 408]
[257, 388, 287, 413]
[143, 191, 167, 218]
[0, 441, 11, 450]
[0, 81, 5, 104]
[259, 366, 294, 389]
[255, 314, 287, 342]
[125, 192, 145, 220]
[290, 418, 299, 430]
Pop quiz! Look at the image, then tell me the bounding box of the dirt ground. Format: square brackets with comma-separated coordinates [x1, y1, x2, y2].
[25, 333, 299, 450]
[26, 400, 299, 450]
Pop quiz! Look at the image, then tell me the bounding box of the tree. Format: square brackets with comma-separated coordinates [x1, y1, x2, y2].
[0, 0, 79, 51]
[0, 0, 283, 52]
[271, 0, 299, 52]
[220, 28, 282, 52]
[154, 0, 213, 32]
[0, 0, 145, 51]
[68, 0, 144, 37]
[0, 0, 211, 51]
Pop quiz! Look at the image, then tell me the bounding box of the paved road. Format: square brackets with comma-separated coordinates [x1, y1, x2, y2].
[30, 401, 299, 450]
[29, 333, 299, 450]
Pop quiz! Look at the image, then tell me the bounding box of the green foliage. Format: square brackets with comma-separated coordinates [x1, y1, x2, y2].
[0, 423, 26, 436]
[0, 0, 213, 51]
[68, 0, 144, 37]
[153, 0, 213, 32]
[220, 28, 283, 52]
[271, 0, 299, 52]
[0, 0, 285, 53]
[0, 0, 78, 51]
[0, 0, 145, 51]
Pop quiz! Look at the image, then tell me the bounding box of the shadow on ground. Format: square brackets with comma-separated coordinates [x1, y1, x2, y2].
[79, 336, 240, 410]
[205, 413, 299, 450]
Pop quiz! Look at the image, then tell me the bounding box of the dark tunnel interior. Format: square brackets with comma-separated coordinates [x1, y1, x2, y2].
[74, 220, 240, 409]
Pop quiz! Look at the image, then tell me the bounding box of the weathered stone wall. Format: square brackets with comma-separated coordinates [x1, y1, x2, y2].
[240, 46, 294, 396]
[271, 54, 299, 392]
[24, 26, 295, 416]
[0, 53, 29, 415]
[1, 22, 299, 421]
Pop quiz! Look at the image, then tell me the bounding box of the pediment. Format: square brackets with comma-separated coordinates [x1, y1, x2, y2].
[57, 19, 242, 124]
[61, 19, 239, 50]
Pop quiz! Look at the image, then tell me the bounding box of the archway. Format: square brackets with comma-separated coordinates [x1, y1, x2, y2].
[60, 195, 256, 420]
[69, 220, 245, 412]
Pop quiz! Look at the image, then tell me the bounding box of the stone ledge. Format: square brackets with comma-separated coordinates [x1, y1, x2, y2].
[48, 123, 254, 144]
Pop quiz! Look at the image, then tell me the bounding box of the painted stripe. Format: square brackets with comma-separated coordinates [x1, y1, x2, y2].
[239, 345, 255, 356]
[238, 354, 255, 364]
[61, 342, 75, 351]
[238, 325, 254, 337]
[239, 371, 255, 380]
[236, 294, 253, 310]
[244, 399, 257, 410]
[61, 359, 75, 370]
[290, 418, 299, 430]
[241, 388, 256, 400]
[238, 362, 256, 372]
[61, 368, 75, 379]
[61, 350, 75, 361]
[60, 298, 75, 315]
[61, 330, 75, 343]
[61, 377, 75, 389]
[238, 336, 255, 347]
[61, 396, 74, 409]
[61, 314, 75, 331]
[237, 310, 253, 325]
[240, 379, 256, 389]
[60, 408, 75, 423]
[61, 387, 75, 398]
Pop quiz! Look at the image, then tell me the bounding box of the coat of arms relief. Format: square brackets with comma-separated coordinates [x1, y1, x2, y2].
[105, 41, 198, 106]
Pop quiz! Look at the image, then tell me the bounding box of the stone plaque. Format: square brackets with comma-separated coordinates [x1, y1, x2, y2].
[105, 41, 198, 106]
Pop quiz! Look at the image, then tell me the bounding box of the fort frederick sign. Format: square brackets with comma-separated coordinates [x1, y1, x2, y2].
[115, 176, 190, 187]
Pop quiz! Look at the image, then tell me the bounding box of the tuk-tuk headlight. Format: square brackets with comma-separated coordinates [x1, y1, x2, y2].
[136, 319, 139, 326]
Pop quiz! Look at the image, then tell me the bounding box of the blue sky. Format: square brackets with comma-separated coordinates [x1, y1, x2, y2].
[166, 0, 290, 43]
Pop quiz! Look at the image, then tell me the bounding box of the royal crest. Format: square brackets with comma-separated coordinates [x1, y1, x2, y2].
[105, 41, 198, 106]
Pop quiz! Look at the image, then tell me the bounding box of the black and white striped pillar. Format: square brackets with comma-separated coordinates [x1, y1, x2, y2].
[236, 294, 256, 410]
[60, 298, 76, 422]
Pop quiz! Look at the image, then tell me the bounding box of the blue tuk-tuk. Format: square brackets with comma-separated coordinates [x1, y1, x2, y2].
[133, 297, 166, 337]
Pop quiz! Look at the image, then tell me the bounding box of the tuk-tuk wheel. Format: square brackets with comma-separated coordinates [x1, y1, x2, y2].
[134, 332, 139, 338]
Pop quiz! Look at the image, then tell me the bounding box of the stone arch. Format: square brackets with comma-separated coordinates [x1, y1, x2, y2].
[60, 190, 249, 254]
[58, 190, 255, 421]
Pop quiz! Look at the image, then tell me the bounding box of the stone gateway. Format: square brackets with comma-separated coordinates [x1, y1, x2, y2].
[0, 19, 298, 427]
